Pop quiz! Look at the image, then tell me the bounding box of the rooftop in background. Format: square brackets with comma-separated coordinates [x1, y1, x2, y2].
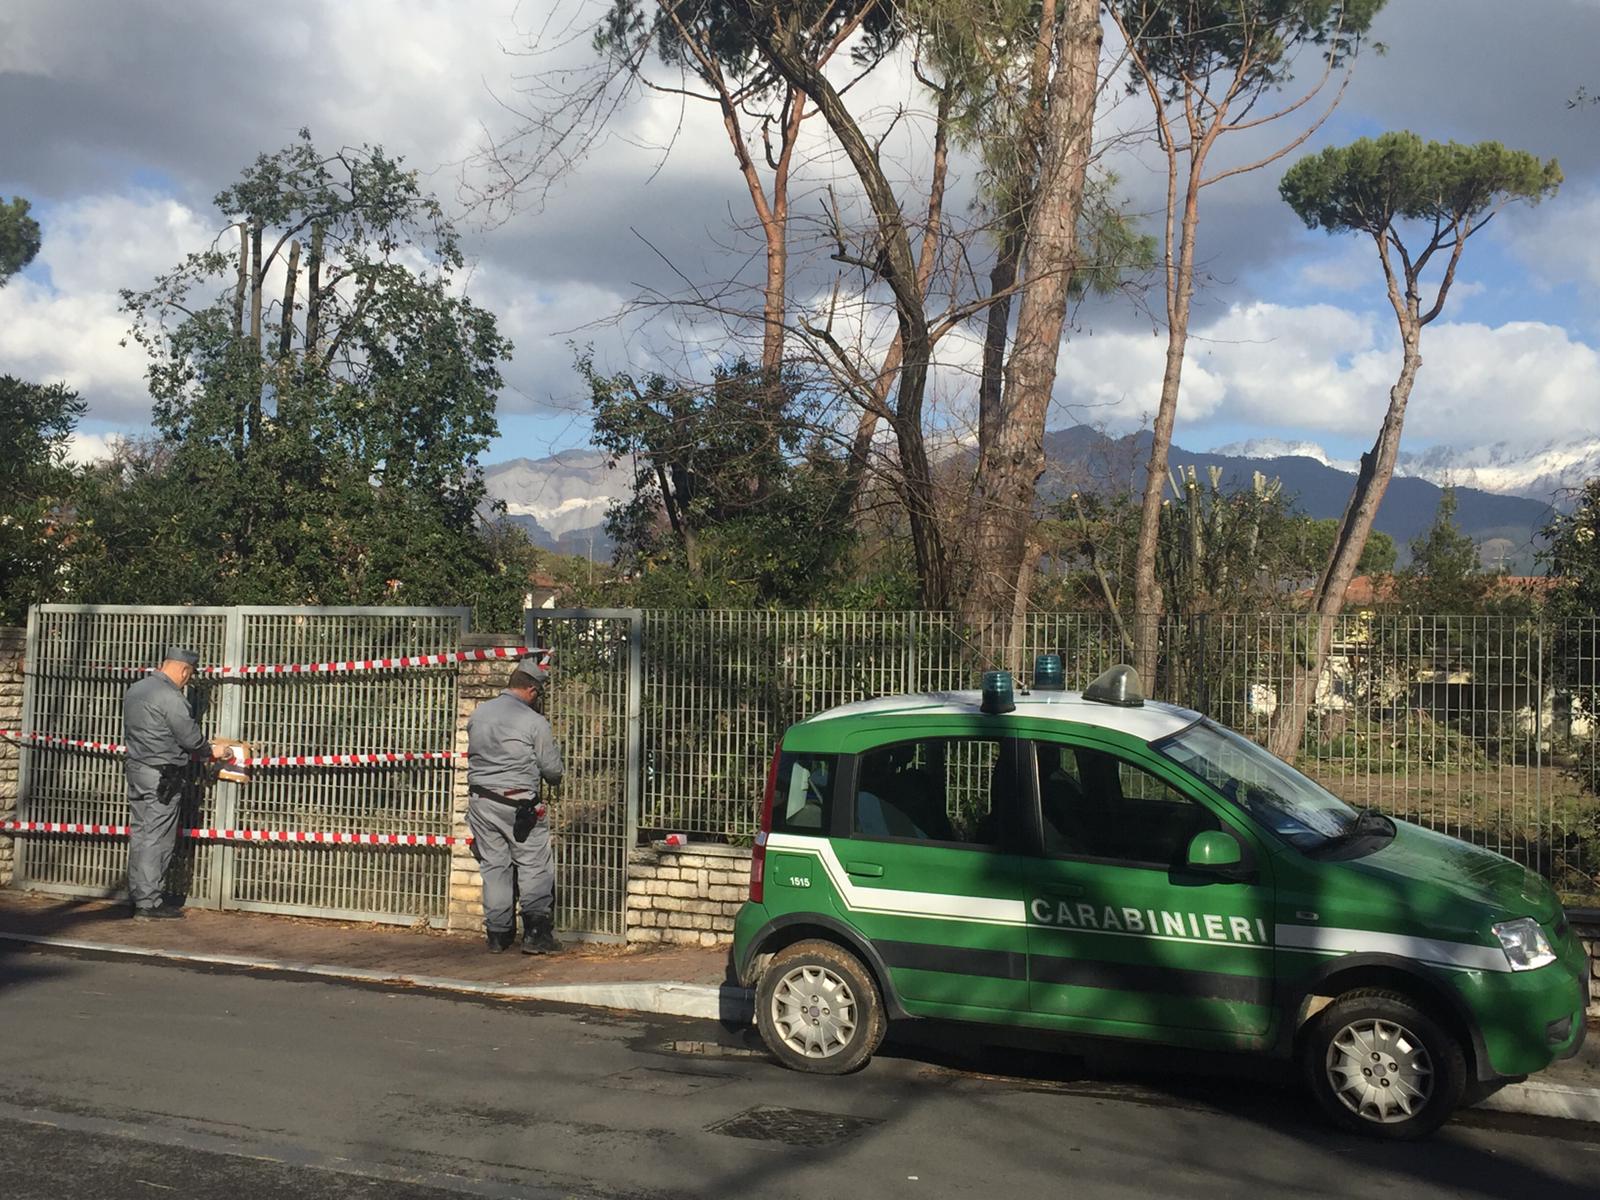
[1340, 574, 1567, 608]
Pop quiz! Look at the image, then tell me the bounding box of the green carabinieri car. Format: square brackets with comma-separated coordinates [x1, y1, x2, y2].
[733, 663, 1589, 1140]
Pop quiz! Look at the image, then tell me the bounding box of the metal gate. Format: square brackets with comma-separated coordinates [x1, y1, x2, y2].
[528, 608, 641, 941]
[17, 604, 467, 924]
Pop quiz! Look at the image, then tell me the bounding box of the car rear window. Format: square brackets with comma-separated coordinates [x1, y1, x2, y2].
[773, 752, 835, 834]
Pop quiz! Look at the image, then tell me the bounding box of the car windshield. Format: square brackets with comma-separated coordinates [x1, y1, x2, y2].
[1157, 720, 1355, 851]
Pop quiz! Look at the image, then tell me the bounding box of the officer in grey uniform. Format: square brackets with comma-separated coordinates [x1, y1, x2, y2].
[466, 663, 564, 954]
[122, 647, 211, 919]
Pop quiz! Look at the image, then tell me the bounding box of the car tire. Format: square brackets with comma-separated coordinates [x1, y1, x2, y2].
[1301, 989, 1466, 1140]
[756, 939, 885, 1076]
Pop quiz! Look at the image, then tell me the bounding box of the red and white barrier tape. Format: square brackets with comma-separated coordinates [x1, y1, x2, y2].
[0, 820, 470, 846]
[0, 729, 464, 768]
[248, 750, 463, 767]
[49, 645, 551, 679]
[0, 730, 125, 755]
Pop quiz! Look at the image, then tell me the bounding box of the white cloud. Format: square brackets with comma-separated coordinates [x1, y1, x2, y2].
[0, 191, 212, 419]
[64, 431, 117, 465]
[1510, 185, 1600, 292]
[1048, 302, 1600, 450]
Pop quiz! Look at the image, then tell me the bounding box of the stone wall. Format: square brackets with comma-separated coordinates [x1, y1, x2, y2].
[446, 632, 528, 933]
[0, 627, 23, 888]
[1572, 911, 1599, 1019]
[625, 842, 751, 946]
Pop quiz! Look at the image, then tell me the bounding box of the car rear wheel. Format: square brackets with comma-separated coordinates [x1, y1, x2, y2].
[756, 940, 885, 1075]
[1301, 989, 1466, 1140]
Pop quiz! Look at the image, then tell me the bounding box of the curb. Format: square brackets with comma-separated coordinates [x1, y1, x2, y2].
[5, 930, 1594, 1126]
[0, 931, 754, 1023]
[1475, 1078, 1600, 1124]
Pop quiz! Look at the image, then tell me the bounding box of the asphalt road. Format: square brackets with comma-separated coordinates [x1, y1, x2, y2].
[1, 943, 1596, 1200]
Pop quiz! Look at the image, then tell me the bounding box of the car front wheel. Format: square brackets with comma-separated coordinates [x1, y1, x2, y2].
[1301, 989, 1466, 1140]
[756, 939, 885, 1075]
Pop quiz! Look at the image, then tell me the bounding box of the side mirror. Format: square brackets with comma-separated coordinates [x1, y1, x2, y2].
[1185, 831, 1252, 881]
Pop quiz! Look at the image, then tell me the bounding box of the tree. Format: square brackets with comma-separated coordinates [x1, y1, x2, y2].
[1542, 480, 1600, 800]
[106, 132, 532, 628]
[1268, 133, 1561, 759]
[0, 196, 41, 286]
[1108, 0, 1383, 687]
[1395, 486, 1488, 613]
[585, 355, 854, 605]
[0, 377, 85, 623]
[959, 0, 1103, 648]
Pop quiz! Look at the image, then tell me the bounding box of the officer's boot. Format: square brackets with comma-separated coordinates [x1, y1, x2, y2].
[521, 914, 561, 955]
[486, 928, 514, 954]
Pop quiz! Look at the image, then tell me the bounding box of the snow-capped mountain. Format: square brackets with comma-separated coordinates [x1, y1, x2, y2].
[1207, 438, 1358, 473]
[1213, 435, 1600, 508]
[485, 428, 1573, 566]
[484, 450, 625, 555]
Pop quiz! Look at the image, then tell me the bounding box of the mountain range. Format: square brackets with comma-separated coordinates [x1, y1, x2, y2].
[485, 428, 1585, 571]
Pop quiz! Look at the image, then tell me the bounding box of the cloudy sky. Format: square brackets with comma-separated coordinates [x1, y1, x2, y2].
[2, 0, 1598, 467]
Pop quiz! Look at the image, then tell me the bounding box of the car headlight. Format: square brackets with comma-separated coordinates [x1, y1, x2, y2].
[1492, 918, 1557, 971]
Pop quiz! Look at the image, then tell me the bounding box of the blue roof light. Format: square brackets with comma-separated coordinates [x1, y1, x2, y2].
[1033, 653, 1065, 691]
[980, 670, 1016, 714]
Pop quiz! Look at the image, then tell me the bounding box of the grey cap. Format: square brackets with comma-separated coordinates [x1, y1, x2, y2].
[163, 647, 200, 667]
[516, 656, 549, 684]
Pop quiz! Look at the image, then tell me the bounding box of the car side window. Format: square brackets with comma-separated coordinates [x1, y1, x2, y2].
[1035, 742, 1215, 867]
[853, 738, 1005, 847]
[772, 752, 834, 834]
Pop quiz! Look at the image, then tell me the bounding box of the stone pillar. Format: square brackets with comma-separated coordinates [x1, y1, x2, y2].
[448, 631, 527, 933]
[0, 627, 24, 888]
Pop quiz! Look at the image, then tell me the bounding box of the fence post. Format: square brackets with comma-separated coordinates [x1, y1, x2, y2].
[210, 607, 246, 911]
[0, 625, 26, 889]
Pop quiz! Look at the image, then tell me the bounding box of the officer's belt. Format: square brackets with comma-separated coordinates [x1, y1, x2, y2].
[469, 783, 535, 807]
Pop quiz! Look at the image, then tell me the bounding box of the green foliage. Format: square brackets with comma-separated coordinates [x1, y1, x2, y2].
[1289, 517, 1396, 579]
[0, 377, 85, 623]
[89, 131, 531, 629]
[1542, 480, 1600, 800]
[585, 355, 856, 607]
[0, 196, 42, 286]
[1543, 479, 1600, 617]
[595, 1, 899, 79]
[1396, 487, 1488, 613]
[1280, 133, 1562, 237]
[1114, 1, 1383, 98]
[1038, 476, 1397, 615]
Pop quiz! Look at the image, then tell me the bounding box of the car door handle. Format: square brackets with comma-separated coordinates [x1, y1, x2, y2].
[1044, 884, 1085, 898]
[845, 861, 884, 878]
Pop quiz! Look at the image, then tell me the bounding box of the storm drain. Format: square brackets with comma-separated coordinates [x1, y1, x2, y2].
[706, 1105, 881, 1147]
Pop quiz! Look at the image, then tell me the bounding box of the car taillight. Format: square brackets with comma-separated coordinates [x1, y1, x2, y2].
[750, 746, 780, 904]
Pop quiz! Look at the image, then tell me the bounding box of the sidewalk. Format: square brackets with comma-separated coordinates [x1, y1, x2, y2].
[0, 889, 748, 1019]
[0, 888, 1594, 1125]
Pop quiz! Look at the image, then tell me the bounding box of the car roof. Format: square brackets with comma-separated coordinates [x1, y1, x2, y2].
[802, 689, 1203, 744]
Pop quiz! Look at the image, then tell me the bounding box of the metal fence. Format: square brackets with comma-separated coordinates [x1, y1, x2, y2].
[17, 604, 467, 924]
[528, 609, 641, 940]
[635, 610, 1600, 901]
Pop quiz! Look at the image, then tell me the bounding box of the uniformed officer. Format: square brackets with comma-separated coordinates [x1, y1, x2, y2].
[122, 647, 211, 919]
[466, 663, 564, 954]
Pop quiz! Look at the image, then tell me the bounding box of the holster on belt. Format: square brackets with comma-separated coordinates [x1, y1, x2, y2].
[471, 784, 546, 843]
[155, 764, 187, 805]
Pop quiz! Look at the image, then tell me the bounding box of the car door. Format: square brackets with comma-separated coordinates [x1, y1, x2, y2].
[832, 730, 1032, 1017]
[1023, 734, 1276, 1037]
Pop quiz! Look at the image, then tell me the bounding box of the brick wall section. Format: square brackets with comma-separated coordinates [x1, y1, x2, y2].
[1571, 913, 1599, 1019]
[0, 627, 23, 888]
[447, 631, 527, 933]
[626, 842, 751, 947]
